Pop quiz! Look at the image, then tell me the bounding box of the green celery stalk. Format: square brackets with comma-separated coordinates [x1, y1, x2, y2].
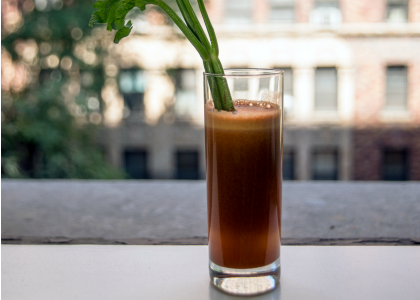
[89, 0, 234, 111]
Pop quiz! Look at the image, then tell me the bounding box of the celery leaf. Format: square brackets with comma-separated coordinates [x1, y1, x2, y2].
[89, 0, 152, 44]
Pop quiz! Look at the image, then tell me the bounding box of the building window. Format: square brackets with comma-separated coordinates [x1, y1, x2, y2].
[175, 150, 200, 180]
[314, 0, 339, 8]
[311, 0, 341, 25]
[119, 70, 146, 116]
[174, 69, 197, 119]
[269, 0, 295, 23]
[312, 148, 338, 180]
[124, 149, 149, 179]
[315, 67, 337, 110]
[283, 149, 295, 180]
[382, 149, 408, 181]
[225, 0, 252, 24]
[387, 0, 408, 23]
[233, 76, 249, 100]
[386, 66, 407, 109]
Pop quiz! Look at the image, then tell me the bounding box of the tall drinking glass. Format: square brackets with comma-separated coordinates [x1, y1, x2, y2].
[204, 69, 284, 296]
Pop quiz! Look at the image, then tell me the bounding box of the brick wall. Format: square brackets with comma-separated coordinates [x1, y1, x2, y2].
[209, 0, 418, 24]
[138, 1, 420, 181]
[354, 63, 385, 124]
[409, 0, 420, 22]
[344, 35, 420, 180]
[341, 0, 386, 23]
[353, 61, 420, 126]
[207, 0, 224, 24]
[341, 0, 364, 23]
[208, 0, 269, 24]
[354, 127, 420, 180]
[254, 0, 269, 23]
[296, 0, 313, 23]
[207, 0, 420, 24]
[362, 0, 387, 23]
[349, 38, 420, 126]
[408, 64, 420, 123]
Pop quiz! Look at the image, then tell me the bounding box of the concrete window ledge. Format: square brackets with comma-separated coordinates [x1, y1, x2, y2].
[379, 109, 413, 123]
[2, 180, 420, 245]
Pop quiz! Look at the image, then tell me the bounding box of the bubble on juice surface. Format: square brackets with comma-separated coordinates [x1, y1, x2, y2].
[232, 99, 278, 110]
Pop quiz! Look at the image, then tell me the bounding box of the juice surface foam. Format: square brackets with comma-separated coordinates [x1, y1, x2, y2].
[205, 100, 281, 131]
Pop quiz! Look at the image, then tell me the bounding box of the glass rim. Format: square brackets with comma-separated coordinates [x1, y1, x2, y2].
[204, 68, 284, 78]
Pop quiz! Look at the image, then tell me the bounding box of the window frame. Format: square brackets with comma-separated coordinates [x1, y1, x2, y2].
[269, 0, 295, 23]
[123, 148, 149, 179]
[175, 149, 200, 180]
[311, 0, 341, 25]
[386, 0, 409, 23]
[311, 147, 339, 181]
[381, 148, 409, 181]
[385, 65, 408, 110]
[224, 0, 253, 24]
[314, 0, 340, 9]
[118, 69, 147, 116]
[314, 67, 338, 111]
[282, 148, 295, 180]
[173, 68, 198, 121]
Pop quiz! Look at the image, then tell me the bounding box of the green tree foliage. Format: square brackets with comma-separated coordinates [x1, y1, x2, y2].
[1, 0, 125, 179]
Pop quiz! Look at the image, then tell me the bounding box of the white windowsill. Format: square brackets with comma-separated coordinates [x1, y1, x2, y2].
[312, 110, 340, 123]
[379, 109, 412, 123]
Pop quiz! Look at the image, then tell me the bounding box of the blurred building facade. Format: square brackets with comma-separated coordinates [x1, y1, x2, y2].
[99, 0, 420, 180]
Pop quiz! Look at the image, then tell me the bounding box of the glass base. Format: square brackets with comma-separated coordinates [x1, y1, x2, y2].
[209, 258, 280, 296]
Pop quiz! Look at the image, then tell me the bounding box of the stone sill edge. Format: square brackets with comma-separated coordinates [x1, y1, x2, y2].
[2, 237, 419, 246]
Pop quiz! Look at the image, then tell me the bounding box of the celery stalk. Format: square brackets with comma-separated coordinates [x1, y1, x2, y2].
[89, 0, 235, 111]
